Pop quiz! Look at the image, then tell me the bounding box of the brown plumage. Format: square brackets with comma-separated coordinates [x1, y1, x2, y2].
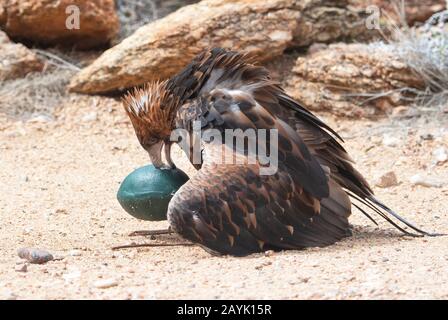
[123, 48, 435, 256]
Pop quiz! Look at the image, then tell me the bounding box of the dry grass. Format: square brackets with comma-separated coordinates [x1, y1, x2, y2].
[0, 68, 75, 119]
[389, 10, 448, 108]
[115, 0, 198, 40]
[116, 0, 158, 40]
[374, 1, 448, 110]
[346, 2, 448, 113]
[0, 48, 86, 119]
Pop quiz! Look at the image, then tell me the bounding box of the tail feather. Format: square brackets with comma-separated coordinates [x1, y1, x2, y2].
[346, 190, 443, 237]
[367, 196, 443, 237]
[351, 202, 378, 226]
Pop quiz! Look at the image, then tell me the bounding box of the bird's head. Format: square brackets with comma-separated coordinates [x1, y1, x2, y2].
[123, 81, 180, 169]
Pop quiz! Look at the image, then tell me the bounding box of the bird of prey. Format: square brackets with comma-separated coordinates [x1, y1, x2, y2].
[123, 48, 435, 256]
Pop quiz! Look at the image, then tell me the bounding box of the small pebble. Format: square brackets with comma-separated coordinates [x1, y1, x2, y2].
[375, 171, 398, 188]
[55, 208, 69, 215]
[22, 227, 33, 235]
[68, 250, 82, 257]
[382, 134, 400, 147]
[300, 277, 310, 283]
[2, 290, 17, 300]
[17, 248, 54, 264]
[420, 133, 434, 141]
[43, 211, 53, 220]
[94, 278, 118, 289]
[433, 147, 447, 164]
[409, 174, 444, 188]
[82, 112, 98, 122]
[15, 263, 28, 272]
[62, 270, 81, 282]
[27, 115, 53, 124]
[264, 250, 275, 257]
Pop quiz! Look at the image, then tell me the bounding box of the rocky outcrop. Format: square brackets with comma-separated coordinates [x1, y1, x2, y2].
[285, 43, 425, 117]
[68, 0, 374, 94]
[0, 0, 119, 49]
[349, 0, 446, 26]
[0, 4, 5, 26]
[399, 0, 446, 25]
[0, 30, 44, 81]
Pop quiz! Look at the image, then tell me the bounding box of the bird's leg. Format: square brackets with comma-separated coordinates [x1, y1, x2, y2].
[114, 227, 192, 251]
[129, 228, 174, 237]
[112, 242, 194, 251]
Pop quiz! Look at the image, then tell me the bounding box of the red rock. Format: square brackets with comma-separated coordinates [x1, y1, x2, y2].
[0, 0, 119, 49]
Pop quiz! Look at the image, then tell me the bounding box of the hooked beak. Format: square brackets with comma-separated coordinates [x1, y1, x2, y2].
[148, 141, 175, 170]
[164, 141, 175, 169]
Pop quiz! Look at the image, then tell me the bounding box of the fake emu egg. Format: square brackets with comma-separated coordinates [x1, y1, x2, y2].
[117, 165, 189, 221]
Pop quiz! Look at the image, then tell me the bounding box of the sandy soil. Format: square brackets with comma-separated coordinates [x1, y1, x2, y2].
[0, 96, 447, 300]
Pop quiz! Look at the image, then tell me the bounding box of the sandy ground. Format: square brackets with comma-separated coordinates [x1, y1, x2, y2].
[0, 96, 447, 300]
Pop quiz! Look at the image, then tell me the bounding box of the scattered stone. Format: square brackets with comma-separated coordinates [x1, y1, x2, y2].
[2, 290, 17, 300]
[394, 156, 408, 166]
[443, 105, 448, 114]
[375, 171, 398, 188]
[43, 212, 53, 221]
[27, 115, 53, 124]
[94, 278, 118, 289]
[286, 43, 424, 117]
[382, 135, 400, 147]
[68, 250, 82, 257]
[82, 112, 98, 122]
[17, 248, 54, 264]
[62, 270, 81, 283]
[433, 147, 448, 164]
[0, 30, 44, 81]
[55, 208, 69, 215]
[420, 133, 435, 141]
[14, 263, 27, 273]
[300, 277, 310, 283]
[22, 226, 33, 235]
[264, 250, 275, 257]
[409, 174, 444, 188]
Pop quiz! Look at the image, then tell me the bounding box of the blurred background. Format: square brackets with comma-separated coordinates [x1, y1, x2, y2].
[0, 0, 447, 119]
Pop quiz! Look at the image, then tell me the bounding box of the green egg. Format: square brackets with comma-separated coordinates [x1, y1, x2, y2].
[117, 165, 189, 221]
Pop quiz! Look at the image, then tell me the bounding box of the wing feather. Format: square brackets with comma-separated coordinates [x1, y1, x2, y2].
[168, 163, 351, 256]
